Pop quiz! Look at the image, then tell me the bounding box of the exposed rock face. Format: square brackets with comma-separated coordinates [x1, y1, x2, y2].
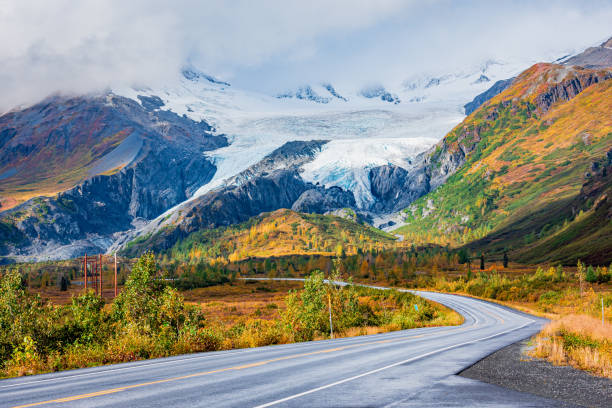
[563, 36, 612, 69]
[120, 140, 357, 256]
[359, 85, 400, 104]
[464, 77, 514, 115]
[232, 140, 328, 185]
[371, 65, 612, 216]
[0, 93, 226, 261]
[292, 187, 356, 213]
[369, 164, 426, 213]
[534, 70, 612, 113]
[368, 141, 466, 214]
[181, 170, 309, 231]
[0, 94, 224, 178]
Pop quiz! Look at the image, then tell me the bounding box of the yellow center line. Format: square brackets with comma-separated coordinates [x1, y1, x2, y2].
[10, 327, 468, 408]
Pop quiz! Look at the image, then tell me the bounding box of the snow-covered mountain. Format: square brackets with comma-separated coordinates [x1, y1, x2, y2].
[104, 57, 545, 249]
[114, 57, 535, 209]
[277, 83, 348, 103]
[1, 52, 559, 260]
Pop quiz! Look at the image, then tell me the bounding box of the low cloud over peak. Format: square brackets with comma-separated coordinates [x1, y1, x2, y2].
[1, 0, 611, 110]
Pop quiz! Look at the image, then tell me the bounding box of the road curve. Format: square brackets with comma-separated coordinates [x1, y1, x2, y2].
[0, 290, 567, 408]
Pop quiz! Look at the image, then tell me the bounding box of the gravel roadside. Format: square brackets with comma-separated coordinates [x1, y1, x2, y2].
[459, 339, 612, 408]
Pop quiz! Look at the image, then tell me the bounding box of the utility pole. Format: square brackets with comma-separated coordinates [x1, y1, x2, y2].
[84, 253, 88, 290]
[99, 254, 102, 296]
[114, 253, 118, 297]
[328, 291, 334, 339]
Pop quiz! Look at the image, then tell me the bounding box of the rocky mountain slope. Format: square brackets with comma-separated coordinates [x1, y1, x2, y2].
[563, 36, 612, 69]
[461, 36, 612, 117]
[0, 38, 597, 262]
[464, 78, 515, 115]
[393, 62, 612, 264]
[119, 140, 357, 256]
[0, 93, 226, 261]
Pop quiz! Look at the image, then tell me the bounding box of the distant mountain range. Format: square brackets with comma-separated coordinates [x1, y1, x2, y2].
[1, 37, 611, 264]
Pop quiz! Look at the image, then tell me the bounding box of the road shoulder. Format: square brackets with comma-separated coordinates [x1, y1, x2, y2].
[459, 339, 612, 408]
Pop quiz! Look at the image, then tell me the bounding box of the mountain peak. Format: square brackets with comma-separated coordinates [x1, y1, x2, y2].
[181, 67, 231, 87]
[276, 83, 347, 103]
[359, 85, 400, 104]
[563, 35, 612, 69]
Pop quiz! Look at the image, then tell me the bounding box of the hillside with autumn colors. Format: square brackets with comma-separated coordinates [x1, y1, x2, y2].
[124, 59, 612, 267]
[123, 208, 398, 263]
[395, 63, 612, 264]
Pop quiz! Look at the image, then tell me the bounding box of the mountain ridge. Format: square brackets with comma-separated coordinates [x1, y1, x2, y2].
[0, 93, 226, 261]
[393, 61, 612, 263]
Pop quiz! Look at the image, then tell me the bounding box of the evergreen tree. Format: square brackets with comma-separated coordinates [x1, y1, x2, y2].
[503, 252, 508, 268]
[480, 254, 485, 270]
[59, 275, 69, 291]
[585, 265, 597, 283]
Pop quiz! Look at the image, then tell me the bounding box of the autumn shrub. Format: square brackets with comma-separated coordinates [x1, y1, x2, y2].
[1, 254, 462, 378]
[0, 270, 52, 363]
[69, 290, 107, 344]
[538, 290, 562, 305]
[284, 271, 329, 341]
[531, 314, 612, 378]
[191, 327, 224, 352]
[112, 252, 205, 343]
[55, 342, 107, 370]
[230, 319, 288, 348]
[106, 325, 160, 362]
[596, 266, 611, 283]
[3, 336, 44, 377]
[283, 270, 381, 341]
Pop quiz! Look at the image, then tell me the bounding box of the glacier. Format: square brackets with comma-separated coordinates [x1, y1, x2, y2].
[110, 55, 546, 248]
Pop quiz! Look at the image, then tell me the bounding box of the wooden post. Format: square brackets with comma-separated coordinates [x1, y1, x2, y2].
[99, 254, 102, 296]
[114, 253, 118, 297]
[84, 253, 88, 290]
[328, 291, 334, 339]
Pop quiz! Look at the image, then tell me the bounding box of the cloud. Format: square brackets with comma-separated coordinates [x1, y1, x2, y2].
[0, 0, 611, 110]
[0, 0, 409, 110]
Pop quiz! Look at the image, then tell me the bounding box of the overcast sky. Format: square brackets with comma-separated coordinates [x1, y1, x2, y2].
[1, 0, 611, 110]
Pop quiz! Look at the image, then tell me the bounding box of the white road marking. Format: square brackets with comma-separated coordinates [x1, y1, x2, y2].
[0, 318, 473, 390]
[253, 321, 534, 408]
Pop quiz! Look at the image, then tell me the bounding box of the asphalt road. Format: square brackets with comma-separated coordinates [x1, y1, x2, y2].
[0, 291, 570, 408]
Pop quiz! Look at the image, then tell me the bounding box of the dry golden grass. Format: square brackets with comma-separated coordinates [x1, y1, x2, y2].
[182, 281, 301, 324]
[531, 314, 612, 378]
[339, 326, 387, 338]
[544, 314, 612, 343]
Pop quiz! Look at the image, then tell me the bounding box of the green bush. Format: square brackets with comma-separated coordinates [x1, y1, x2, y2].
[538, 291, 561, 305]
[585, 265, 597, 283]
[0, 270, 48, 362]
[70, 291, 107, 344]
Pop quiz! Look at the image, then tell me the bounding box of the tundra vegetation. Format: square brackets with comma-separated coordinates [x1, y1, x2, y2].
[0, 253, 460, 378]
[3, 245, 612, 376]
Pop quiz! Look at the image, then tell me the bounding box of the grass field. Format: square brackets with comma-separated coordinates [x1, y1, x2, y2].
[4, 256, 610, 378]
[182, 280, 302, 324]
[0, 259, 462, 378]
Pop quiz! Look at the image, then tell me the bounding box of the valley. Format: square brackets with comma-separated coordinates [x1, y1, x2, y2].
[0, 19, 611, 407]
